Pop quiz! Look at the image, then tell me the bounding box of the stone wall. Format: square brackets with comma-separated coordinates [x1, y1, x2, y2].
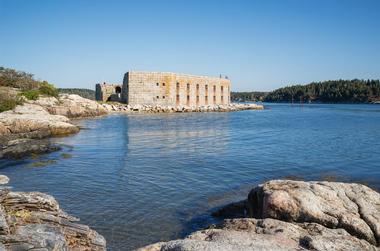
[95, 83, 123, 102]
[123, 72, 231, 106]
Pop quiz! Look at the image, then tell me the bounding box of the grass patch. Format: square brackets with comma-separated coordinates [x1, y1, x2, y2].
[0, 98, 22, 112]
[20, 89, 40, 100]
[18, 82, 58, 101]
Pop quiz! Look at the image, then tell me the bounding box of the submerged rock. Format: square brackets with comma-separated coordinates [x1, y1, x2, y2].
[0, 176, 9, 185]
[211, 200, 248, 218]
[139, 180, 380, 251]
[0, 138, 60, 159]
[0, 176, 106, 250]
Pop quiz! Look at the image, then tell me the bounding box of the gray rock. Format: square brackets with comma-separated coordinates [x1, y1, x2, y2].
[14, 224, 68, 250]
[138, 218, 378, 251]
[0, 189, 106, 250]
[248, 180, 380, 246]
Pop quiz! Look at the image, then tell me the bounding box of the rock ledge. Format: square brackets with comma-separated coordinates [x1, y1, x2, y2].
[0, 176, 106, 250]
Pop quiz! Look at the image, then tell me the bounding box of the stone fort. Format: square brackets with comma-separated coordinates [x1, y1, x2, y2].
[95, 71, 231, 106]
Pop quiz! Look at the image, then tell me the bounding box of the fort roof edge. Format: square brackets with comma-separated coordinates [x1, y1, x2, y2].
[125, 71, 231, 81]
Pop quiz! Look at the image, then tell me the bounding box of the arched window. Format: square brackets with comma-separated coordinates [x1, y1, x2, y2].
[115, 86, 122, 93]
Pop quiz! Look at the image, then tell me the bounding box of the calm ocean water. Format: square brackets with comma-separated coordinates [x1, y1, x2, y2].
[1, 103, 380, 250]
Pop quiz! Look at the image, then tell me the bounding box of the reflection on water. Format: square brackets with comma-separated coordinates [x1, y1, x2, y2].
[1, 104, 380, 250]
[125, 115, 231, 156]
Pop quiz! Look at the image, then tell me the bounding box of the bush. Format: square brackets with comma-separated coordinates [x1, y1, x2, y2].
[0, 89, 23, 112]
[0, 67, 39, 90]
[1, 67, 58, 98]
[39, 81, 58, 97]
[0, 99, 18, 112]
[21, 90, 40, 100]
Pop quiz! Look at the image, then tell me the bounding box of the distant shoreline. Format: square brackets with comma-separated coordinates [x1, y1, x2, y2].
[261, 101, 380, 105]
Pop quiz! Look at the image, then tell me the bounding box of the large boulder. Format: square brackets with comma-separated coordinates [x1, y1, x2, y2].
[39, 94, 108, 118]
[0, 103, 78, 137]
[139, 180, 380, 251]
[0, 103, 78, 158]
[248, 180, 380, 246]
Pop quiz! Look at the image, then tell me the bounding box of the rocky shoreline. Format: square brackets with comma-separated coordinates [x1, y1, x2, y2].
[0, 94, 107, 159]
[100, 102, 264, 113]
[0, 175, 106, 250]
[138, 180, 380, 251]
[0, 94, 263, 159]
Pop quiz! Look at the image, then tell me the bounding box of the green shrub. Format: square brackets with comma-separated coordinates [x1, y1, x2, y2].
[39, 81, 58, 97]
[0, 96, 23, 112]
[21, 90, 40, 100]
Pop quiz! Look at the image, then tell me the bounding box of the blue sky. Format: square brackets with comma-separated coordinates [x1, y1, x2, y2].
[0, 0, 379, 91]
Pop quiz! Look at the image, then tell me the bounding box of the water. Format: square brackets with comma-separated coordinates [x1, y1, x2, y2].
[1, 103, 380, 250]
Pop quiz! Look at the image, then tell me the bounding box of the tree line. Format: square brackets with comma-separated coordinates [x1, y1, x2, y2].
[264, 79, 380, 103]
[231, 92, 268, 102]
[232, 80, 380, 103]
[58, 88, 95, 100]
